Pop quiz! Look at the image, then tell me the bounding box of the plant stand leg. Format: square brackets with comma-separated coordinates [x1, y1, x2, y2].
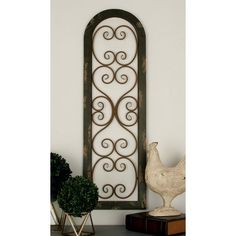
[62, 213, 95, 236]
[51, 202, 62, 231]
[89, 213, 95, 235]
[61, 212, 67, 232]
[60, 210, 66, 226]
[51, 202, 59, 225]
[67, 214, 80, 236]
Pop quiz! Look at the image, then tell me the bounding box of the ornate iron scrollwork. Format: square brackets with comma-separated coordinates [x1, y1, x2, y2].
[84, 9, 146, 209]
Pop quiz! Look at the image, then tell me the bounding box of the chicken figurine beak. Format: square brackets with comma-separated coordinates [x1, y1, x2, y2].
[149, 142, 158, 149]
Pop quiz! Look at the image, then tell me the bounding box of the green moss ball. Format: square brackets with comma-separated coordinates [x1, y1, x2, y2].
[57, 176, 98, 217]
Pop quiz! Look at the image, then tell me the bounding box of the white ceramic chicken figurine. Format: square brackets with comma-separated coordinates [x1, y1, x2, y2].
[145, 142, 185, 216]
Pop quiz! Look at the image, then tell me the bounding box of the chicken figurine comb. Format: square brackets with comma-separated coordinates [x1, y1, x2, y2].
[145, 142, 185, 216]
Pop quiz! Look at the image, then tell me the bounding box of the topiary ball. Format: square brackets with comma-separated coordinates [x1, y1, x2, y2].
[51, 152, 72, 202]
[57, 176, 98, 217]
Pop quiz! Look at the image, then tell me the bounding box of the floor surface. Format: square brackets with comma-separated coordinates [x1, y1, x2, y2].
[51, 225, 185, 236]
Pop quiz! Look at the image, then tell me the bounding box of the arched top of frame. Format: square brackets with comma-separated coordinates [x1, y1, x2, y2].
[85, 9, 145, 41]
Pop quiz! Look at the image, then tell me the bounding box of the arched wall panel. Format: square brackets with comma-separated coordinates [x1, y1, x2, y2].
[83, 9, 146, 209]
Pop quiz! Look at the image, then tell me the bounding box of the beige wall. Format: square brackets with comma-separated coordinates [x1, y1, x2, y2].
[51, 0, 185, 225]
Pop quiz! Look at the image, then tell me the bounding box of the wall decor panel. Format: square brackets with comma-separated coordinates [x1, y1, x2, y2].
[83, 9, 146, 209]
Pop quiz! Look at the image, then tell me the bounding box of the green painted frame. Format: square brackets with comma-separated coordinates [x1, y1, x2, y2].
[83, 9, 146, 209]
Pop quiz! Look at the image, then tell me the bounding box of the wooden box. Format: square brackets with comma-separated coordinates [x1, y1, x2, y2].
[125, 212, 185, 236]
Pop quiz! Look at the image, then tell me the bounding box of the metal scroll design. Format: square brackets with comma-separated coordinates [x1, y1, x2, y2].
[92, 25, 138, 200]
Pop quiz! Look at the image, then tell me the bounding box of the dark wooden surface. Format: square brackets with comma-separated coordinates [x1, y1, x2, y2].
[51, 225, 185, 236]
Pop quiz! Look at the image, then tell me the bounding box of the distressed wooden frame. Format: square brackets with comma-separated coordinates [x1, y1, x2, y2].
[83, 9, 146, 209]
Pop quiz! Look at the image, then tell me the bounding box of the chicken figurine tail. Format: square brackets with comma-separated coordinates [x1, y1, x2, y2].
[145, 142, 185, 216]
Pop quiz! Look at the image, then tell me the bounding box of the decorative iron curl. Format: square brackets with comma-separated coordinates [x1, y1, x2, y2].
[116, 96, 138, 127]
[92, 66, 115, 88]
[92, 96, 114, 126]
[92, 25, 137, 66]
[92, 136, 115, 158]
[92, 65, 138, 158]
[92, 157, 138, 199]
[91, 23, 139, 200]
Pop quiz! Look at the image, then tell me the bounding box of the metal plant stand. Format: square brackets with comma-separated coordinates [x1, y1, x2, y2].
[51, 202, 65, 231]
[61, 212, 95, 236]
